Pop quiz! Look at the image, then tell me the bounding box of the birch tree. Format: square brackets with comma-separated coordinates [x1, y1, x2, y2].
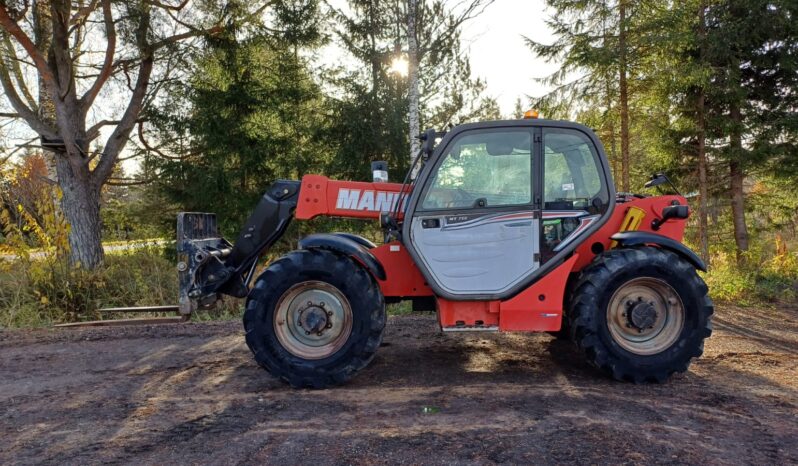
[329, 0, 495, 178]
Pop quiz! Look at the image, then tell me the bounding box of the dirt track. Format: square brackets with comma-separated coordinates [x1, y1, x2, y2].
[1, 304, 796, 465]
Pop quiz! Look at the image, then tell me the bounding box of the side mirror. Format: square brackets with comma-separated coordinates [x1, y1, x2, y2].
[644, 173, 669, 189]
[651, 204, 689, 230]
[420, 128, 437, 158]
[644, 172, 681, 196]
[371, 161, 388, 183]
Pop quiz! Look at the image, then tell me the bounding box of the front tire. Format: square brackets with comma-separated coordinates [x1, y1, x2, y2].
[569, 247, 713, 383]
[243, 249, 386, 388]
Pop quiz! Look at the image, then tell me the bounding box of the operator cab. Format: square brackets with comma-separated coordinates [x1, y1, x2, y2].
[403, 119, 613, 300]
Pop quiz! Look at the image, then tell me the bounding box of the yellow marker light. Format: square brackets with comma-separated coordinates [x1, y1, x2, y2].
[523, 109, 539, 119]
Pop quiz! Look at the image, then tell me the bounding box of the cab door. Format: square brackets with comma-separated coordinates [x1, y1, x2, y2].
[407, 127, 540, 297]
[540, 127, 612, 262]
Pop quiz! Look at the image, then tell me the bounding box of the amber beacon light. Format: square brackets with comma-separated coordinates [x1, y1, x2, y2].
[523, 108, 540, 119]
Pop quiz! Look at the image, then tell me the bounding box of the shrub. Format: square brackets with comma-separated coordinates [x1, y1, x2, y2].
[0, 244, 242, 328]
[704, 238, 798, 305]
[0, 194, 240, 328]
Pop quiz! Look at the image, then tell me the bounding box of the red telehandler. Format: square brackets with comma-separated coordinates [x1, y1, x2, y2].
[164, 117, 712, 388]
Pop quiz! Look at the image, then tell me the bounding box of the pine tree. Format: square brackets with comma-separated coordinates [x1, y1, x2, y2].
[526, 0, 650, 191]
[636, 0, 714, 264]
[702, 0, 798, 261]
[637, 0, 797, 262]
[143, 19, 328, 233]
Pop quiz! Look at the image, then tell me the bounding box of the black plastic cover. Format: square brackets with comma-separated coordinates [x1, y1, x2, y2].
[610, 231, 707, 272]
[299, 233, 386, 280]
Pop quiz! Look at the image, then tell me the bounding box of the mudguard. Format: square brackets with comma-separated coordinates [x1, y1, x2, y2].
[332, 232, 377, 249]
[298, 233, 386, 280]
[610, 231, 707, 272]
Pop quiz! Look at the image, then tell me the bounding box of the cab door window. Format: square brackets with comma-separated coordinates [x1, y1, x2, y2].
[543, 129, 608, 212]
[541, 128, 609, 262]
[421, 130, 532, 210]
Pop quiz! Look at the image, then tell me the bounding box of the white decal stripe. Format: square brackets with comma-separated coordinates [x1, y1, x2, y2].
[443, 212, 534, 231]
[542, 210, 589, 218]
[442, 210, 590, 231]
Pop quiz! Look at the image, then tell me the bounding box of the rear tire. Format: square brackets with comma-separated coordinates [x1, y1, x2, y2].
[243, 249, 386, 388]
[569, 247, 713, 383]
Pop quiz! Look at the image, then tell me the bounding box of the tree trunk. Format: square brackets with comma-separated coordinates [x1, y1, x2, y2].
[407, 0, 421, 178]
[696, 4, 709, 267]
[33, 1, 59, 190]
[729, 103, 748, 263]
[55, 154, 104, 269]
[604, 79, 618, 187]
[696, 91, 710, 266]
[618, 0, 630, 192]
[50, 0, 105, 269]
[729, 159, 748, 261]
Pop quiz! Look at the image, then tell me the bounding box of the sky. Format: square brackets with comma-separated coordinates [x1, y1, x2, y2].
[319, 0, 559, 117]
[459, 0, 558, 115]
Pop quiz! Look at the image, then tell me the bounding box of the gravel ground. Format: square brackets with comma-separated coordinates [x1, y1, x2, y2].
[1, 303, 796, 465]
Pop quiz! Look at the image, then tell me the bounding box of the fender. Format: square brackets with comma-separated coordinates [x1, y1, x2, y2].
[610, 231, 707, 272]
[332, 232, 377, 249]
[298, 233, 386, 280]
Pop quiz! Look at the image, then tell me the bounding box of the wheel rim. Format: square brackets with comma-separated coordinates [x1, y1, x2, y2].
[606, 277, 685, 356]
[273, 281, 353, 360]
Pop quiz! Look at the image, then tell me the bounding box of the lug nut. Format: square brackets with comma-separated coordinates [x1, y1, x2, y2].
[326, 323, 332, 329]
[317, 332, 323, 336]
[305, 331, 311, 335]
[326, 311, 333, 316]
[320, 302, 325, 307]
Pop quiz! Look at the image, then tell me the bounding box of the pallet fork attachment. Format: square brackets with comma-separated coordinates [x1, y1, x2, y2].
[53, 305, 188, 328]
[176, 180, 300, 313]
[57, 181, 301, 328]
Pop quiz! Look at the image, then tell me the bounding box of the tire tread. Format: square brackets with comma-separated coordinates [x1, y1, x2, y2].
[569, 246, 713, 383]
[243, 250, 386, 388]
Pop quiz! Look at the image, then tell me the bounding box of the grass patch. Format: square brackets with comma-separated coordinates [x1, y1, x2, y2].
[3, 235, 795, 329]
[0, 245, 240, 328]
[704, 245, 798, 306]
[388, 300, 418, 316]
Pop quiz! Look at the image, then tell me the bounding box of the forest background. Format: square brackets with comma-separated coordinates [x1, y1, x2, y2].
[1, 0, 795, 326]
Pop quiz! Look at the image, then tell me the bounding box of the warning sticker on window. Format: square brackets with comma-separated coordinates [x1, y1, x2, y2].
[562, 183, 575, 191]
